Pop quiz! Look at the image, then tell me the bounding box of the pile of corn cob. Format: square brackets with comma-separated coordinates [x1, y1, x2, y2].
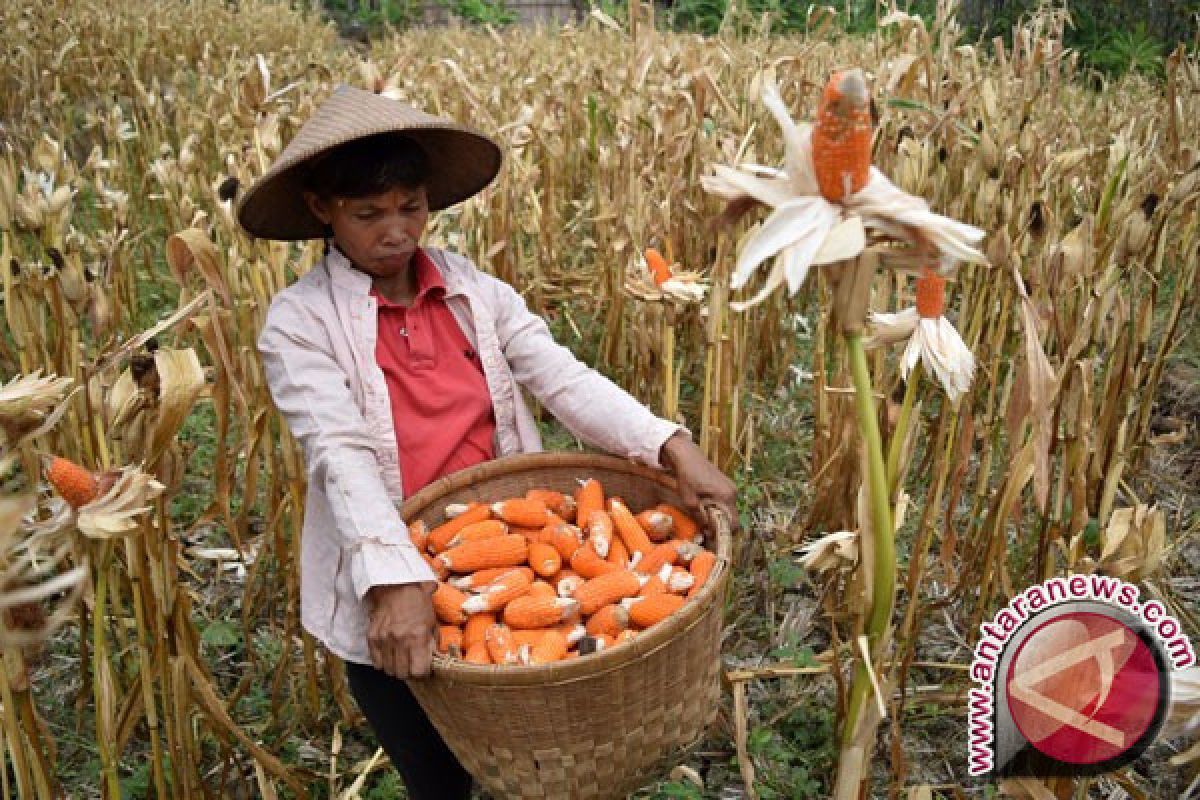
[416, 480, 717, 666]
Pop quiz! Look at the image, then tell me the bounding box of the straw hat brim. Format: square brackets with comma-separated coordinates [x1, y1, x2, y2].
[237, 86, 502, 241]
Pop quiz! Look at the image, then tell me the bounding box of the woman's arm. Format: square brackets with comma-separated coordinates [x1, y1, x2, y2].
[256, 293, 436, 598]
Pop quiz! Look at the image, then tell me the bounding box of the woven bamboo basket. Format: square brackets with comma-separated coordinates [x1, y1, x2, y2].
[400, 452, 733, 800]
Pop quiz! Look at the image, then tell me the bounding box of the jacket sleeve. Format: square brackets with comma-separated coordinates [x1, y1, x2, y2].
[257, 292, 436, 599]
[485, 273, 689, 469]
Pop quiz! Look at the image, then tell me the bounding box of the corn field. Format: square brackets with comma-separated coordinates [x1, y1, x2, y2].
[1, 0, 1198, 797]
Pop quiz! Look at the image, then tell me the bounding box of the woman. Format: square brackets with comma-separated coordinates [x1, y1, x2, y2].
[240, 86, 737, 799]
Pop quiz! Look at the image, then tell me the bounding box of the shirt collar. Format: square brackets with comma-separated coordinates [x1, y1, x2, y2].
[325, 243, 449, 303]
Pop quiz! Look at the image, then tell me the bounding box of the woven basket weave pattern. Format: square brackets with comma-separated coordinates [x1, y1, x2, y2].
[400, 453, 731, 800]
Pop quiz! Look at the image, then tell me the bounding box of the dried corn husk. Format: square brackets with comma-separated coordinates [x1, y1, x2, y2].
[1098, 505, 1166, 582]
[702, 75, 985, 310]
[0, 493, 87, 647]
[75, 466, 164, 540]
[623, 251, 709, 304]
[797, 530, 858, 573]
[868, 307, 975, 403]
[0, 372, 74, 446]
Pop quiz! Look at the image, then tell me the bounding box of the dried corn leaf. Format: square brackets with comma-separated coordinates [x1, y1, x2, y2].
[144, 349, 206, 466]
[1017, 284, 1058, 511]
[166, 228, 231, 305]
[76, 467, 163, 540]
[1099, 505, 1165, 582]
[797, 529, 858, 573]
[99, 290, 212, 373]
[0, 371, 75, 445]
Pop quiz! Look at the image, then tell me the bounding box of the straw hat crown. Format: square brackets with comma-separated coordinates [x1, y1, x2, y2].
[237, 85, 502, 241]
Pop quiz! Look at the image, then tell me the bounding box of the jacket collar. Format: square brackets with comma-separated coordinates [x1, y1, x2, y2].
[325, 242, 469, 299]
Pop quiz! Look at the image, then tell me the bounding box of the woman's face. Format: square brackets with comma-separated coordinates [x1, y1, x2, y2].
[304, 185, 430, 278]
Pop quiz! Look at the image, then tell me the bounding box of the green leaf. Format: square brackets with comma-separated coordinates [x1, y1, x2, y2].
[201, 619, 241, 648]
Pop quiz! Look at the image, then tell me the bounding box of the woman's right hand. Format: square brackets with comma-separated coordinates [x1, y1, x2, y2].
[365, 583, 438, 679]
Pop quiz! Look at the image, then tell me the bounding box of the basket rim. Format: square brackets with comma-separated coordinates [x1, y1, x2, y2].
[400, 452, 733, 688]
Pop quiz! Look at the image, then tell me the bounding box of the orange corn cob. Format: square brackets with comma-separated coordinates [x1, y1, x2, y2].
[464, 641, 491, 664]
[512, 629, 553, 648]
[915, 267, 946, 319]
[484, 624, 519, 665]
[462, 568, 534, 614]
[557, 572, 584, 598]
[615, 629, 639, 644]
[557, 622, 587, 647]
[569, 541, 620, 579]
[608, 498, 654, 557]
[545, 522, 583, 560]
[626, 593, 686, 628]
[528, 541, 562, 578]
[586, 510, 614, 558]
[667, 566, 696, 594]
[504, 595, 580, 629]
[644, 247, 672, 286]
[444, 502, 470, 517]
[573, 479, 604, 530]
[573, 570, 645, 616]
[525, 489, 575, 520]
[45, 456, 99, 510]
[635, 510, 674, 541]
[428, 503, 491, 552]
[639, 575, 668, 597]
[811, 68, 873, 203]
[607, 535, 629, 568]
[673, 541, 704, 564]
[586, 604, 630, 638]
[657, 503, 699, 542]
[408, 520, 430, 553]
[438, 625, 464, 656]
[491, 498, 550, 528]
[528, 580, 558, 600]
[463, 612, 496, 649]
[423, 552, 450, 581]
[432, 583, 469, 625]
[526, 629, 569, 665]
[688, 550, 717, 598]
[449, 566, 515, 591]
[438, 534, 528, 574]
[446, 519, 509, 549]
[634, 541, 681, 576]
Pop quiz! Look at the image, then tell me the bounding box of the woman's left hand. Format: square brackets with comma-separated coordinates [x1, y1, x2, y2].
[659, 431, 740, 536]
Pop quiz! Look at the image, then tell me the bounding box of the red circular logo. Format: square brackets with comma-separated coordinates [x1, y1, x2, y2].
[1006, 612, 1161, 765]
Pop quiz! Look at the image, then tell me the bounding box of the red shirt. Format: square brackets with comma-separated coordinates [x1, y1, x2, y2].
[372, 249, 496, 495]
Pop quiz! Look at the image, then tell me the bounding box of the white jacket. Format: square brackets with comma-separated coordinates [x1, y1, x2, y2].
[257, 245, 685, 664]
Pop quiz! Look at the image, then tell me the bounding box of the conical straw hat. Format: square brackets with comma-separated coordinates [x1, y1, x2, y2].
[237, 85, 502, 240]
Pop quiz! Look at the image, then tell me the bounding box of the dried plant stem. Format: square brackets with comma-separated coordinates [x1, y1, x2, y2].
[662, 310, 678, 422]
[840, 332, 895, 751]
[92, 542, 120, 800]
[125, 536, 169, 799]
[13, 676, 57, 798]
[886, 362, 922, 497]
[0, 650, 35, 798]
